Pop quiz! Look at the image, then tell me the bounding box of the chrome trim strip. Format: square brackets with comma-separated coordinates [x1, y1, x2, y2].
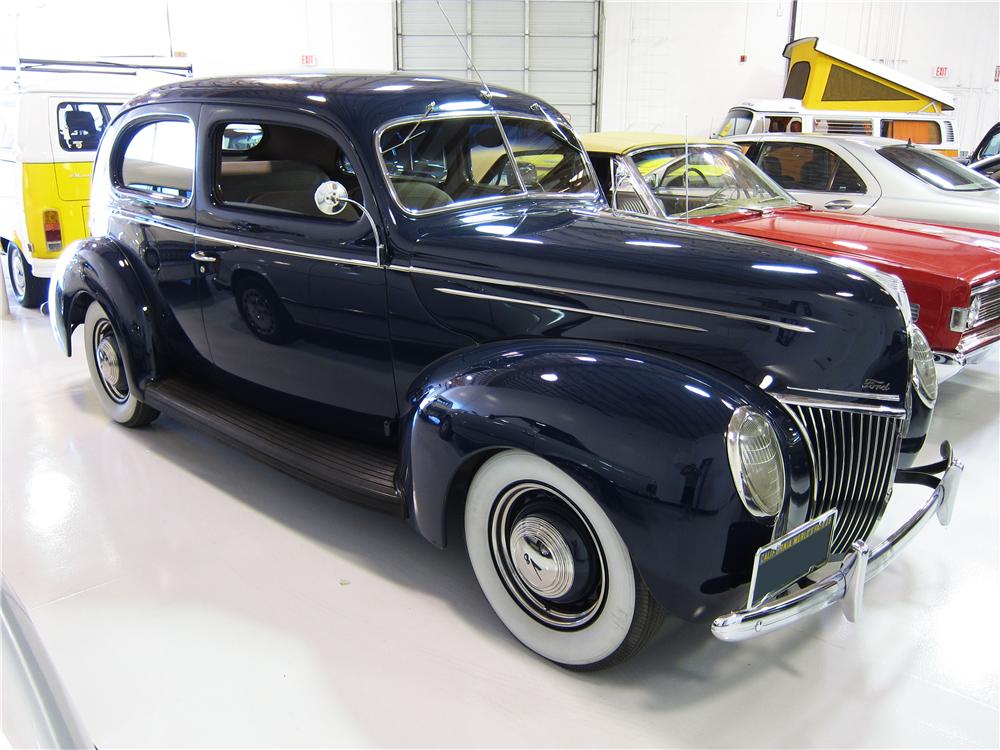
[776, 400, 819, 509]
[110, 210, 381, 269]
[391, 265, 814, 333]
[785, 385, 899, 402]
[433, 287, 708, 333]
[774, 393, 907, 417]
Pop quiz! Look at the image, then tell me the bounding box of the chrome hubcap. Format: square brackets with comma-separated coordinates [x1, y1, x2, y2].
[490, 481, 607, 630]
[509, 516, 575, 599]
[92, 319, 129, 403]
[11, 250, 26, 296]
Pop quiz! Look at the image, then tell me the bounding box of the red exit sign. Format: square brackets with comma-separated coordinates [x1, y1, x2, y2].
[301, 54, 316, 66]
[933, 66, 948, 78]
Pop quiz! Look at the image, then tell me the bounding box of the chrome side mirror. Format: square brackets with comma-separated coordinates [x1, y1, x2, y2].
[314, 180, 349, 215]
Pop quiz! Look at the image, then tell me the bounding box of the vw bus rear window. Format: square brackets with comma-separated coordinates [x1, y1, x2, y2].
[57, 102, 120, 152]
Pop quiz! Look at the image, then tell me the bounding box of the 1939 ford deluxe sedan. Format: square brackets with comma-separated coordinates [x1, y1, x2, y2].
[49, 74, 963, 669]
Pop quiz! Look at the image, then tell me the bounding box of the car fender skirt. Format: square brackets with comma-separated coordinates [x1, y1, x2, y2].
[401, 339, 811, 619]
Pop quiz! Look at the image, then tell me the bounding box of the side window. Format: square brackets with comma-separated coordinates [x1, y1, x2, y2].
[983, 132, 1000, 159]
[214, 122, 362, 222]
[57, 102, 115, 152]
[881, 120, 941, 145]
[757, 143, 865, 194]
[119, 119, 195, 202]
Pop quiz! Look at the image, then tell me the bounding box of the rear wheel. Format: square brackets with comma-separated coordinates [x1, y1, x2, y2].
[465, 450, 664, 669]
[83, 301, 159, 427]
[6, 243, 47, 308]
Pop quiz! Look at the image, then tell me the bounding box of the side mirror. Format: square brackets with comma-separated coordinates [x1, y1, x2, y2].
[314, 180, 349, 215]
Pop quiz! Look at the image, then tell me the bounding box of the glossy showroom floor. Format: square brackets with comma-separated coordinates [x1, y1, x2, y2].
[2, 296, 998, 748]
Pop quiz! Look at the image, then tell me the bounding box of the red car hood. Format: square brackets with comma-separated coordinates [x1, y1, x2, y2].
[694, 208, 1000, 287]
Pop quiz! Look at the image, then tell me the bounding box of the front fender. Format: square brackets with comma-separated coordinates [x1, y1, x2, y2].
[48, 238, 157, 393]
[401, 340, 811, 620]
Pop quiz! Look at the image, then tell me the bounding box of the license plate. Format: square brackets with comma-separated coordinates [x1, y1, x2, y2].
[748, 509, 837, 608]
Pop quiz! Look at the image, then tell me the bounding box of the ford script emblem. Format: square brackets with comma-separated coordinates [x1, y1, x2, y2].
[862, 378, 891, 392]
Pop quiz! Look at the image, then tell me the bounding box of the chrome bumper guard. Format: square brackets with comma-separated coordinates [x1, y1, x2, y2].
[712, 441, 962, 642]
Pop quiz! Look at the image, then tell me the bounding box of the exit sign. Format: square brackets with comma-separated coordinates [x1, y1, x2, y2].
[933, 66, 948, 78]
[301, 54, 316, 66]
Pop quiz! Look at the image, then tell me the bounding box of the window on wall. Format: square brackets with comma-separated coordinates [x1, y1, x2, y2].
[214, 122, 363, 221]
[119, 119, 195, 201]
[756, 143, 866, 194]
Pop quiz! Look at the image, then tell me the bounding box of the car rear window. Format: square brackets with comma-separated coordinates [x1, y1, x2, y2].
[877, 145, 998, 192]
[119, 119, 195, 203]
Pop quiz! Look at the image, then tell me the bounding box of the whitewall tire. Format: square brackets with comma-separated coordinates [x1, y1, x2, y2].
[83, 301, 159, 428]
[465, 450, 664, 669]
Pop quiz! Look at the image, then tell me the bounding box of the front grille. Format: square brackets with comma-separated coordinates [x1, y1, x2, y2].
[785, 402, 904, 554]
[972, 283, 1000, 327]
[909, 302, 921, 322]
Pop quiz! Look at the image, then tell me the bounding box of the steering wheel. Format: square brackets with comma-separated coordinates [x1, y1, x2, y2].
[662, 165, 709, 188]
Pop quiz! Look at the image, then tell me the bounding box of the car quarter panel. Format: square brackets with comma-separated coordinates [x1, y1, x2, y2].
[402, 339, 813, 620]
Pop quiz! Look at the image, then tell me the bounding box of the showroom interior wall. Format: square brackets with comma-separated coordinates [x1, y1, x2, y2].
[598, 0, 999, 151]
[4, 0, 997, 150]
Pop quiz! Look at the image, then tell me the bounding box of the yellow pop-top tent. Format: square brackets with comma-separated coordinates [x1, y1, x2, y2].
[782, 37, 955, 113]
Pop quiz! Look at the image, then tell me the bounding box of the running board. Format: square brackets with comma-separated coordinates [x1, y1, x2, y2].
[143, 378, 403, 515]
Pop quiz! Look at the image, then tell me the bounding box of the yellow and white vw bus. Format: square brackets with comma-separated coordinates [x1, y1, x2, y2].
[0, 59, 189, 306]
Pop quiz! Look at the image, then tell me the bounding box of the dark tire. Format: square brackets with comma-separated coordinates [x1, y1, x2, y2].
[6, 243, 48, 308]
[233, 276, 297, 344]
[83, 301, 159, 427]
[465, 450, 665, 670]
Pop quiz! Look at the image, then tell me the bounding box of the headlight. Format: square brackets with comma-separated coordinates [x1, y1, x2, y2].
[829, 257, 911, 325]
[726, 406, 785, 517]
[911, 325, 938, 406]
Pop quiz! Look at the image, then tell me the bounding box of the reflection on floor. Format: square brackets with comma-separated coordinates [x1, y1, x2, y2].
[2, 295, 998, 748]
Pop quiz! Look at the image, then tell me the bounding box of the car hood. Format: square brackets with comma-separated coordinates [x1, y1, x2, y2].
[398, 200, 912, 399]
[696, 207, 1000, 287]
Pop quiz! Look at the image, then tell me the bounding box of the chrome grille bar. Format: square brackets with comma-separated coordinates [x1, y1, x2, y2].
[782, 401, 904, 554]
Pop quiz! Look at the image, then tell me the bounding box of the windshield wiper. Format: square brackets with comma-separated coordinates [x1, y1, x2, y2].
[382, 100, 436, 155]
[530, 102, 584, 154]
[674, 201, 745, 218]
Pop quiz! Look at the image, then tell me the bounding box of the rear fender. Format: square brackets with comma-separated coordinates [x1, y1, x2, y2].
[48, 238, 157, 393]
[401, 339, 812, 619]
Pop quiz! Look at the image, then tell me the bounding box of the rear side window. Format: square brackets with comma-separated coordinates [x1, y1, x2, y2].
[757, 143, 866, 193]
[57, 102, 119, 152]
[119, 119, 195, 202]
[214, 121, 363, 221]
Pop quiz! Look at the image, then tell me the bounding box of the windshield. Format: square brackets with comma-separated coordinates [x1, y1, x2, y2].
[878, 145, 998, 192]
[379, 114, 597, 213]
[717, 109, 753, 137]
[630, 145, 798, 217]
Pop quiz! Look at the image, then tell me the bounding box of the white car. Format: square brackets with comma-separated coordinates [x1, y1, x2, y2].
[731, 133, 1000, 232]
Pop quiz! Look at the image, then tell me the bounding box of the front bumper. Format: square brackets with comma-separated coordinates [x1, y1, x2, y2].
[935, 322, 1000, 382]
[712, 442, 962, 641]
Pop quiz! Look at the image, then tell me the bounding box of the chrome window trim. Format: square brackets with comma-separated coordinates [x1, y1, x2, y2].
[785, 385, 900, 403]
[374, 110, 604, 218]
[390, 264, 815, 334]
[774, 393, 907, 418]
[111, 113, 197, 210]
[110, 209, 381, 269]
[433, 287, 708, 333]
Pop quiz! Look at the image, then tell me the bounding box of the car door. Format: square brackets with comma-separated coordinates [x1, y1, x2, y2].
[110, 106, 208, 355]
[193, 106, 397, 433]
[747, 140, 881, 215]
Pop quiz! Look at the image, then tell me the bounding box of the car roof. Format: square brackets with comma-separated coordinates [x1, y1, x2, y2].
[731, 132, 907, 149]
[127, 72, 548, 136]
[581, 131, 729, 154]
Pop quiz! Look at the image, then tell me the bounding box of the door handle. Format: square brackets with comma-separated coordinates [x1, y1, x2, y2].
[190, 251, 217, 263]
[823, 199, 854, 210]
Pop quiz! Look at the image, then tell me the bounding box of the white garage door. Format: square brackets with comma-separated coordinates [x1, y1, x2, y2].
[396, 0, 599, 132]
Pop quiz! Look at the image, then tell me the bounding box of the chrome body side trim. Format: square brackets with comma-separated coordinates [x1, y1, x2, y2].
[433, 287, 708, 332]
[110, 210, 381, 268]
[392, 265, 815, 333]
[712, 442, 962, 641]
[785, 385, 899, 402]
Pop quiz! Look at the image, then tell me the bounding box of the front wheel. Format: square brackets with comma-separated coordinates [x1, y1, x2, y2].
[465, 450, 664, 670]
[6, 243, 48, 308]
[83, 301, 159, 427]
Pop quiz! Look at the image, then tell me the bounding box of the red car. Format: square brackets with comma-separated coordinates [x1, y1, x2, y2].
[583, 132, 1000, 381]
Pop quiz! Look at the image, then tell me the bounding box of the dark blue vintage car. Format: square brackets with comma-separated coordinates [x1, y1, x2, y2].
[49, 74, 961, 669]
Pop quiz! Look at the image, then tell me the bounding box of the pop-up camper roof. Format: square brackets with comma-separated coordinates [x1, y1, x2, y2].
[782, 37, 955, 113]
